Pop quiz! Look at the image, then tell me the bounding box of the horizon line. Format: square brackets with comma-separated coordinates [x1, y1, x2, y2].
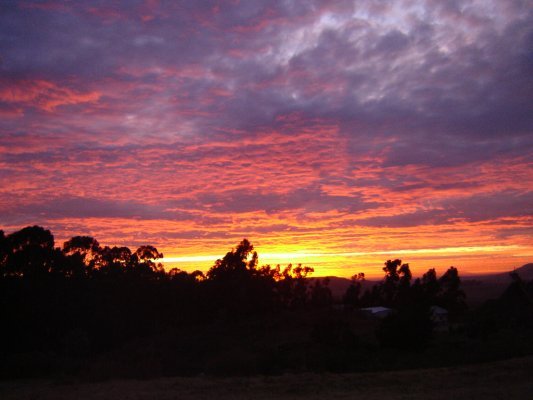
[161, 244, 525, 264]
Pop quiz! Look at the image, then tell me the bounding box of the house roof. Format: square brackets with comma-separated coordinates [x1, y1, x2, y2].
[360, 306, 392, 313]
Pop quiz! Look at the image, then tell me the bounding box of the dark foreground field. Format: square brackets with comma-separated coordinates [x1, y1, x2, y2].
[1, 355, 532, 400]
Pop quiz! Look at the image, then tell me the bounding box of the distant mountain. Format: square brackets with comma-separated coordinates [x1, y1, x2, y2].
[465, 263, 533, 283]
[511, 263, 533, 280]
[461, 263, 533, 306]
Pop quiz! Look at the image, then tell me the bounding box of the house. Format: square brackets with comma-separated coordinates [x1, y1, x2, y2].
[360, 306, 394, 319]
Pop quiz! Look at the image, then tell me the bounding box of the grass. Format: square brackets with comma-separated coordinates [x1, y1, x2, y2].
[1, 355, 532, 399]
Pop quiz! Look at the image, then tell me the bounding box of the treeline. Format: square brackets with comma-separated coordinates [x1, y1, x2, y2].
[0, 226, 335, 376]
[341, 260, 468, 349]
[0, 226, 327, 311]
[1, 226, 531, 378]
[1, 225, 167, 280]
[344, 260, 467, 313]
[0, 226, 465, 314]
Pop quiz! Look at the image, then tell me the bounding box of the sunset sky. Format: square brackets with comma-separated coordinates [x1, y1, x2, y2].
[1, 0, 532, 278]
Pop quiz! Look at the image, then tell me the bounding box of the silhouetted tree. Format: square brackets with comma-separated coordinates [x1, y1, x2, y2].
[207, 239, 256, 281]
[310, 278, 333, 308]
[96, 246, 132, 278]
[168, 267, 200, 281]
[438, 266, 466, 317]
[62, 236, 101, 277]
[129, 245, 164, 278]
[274, 264, 293, 306]
[4, 226, 56, 278]
[279, 263, 314, 308]
[421, 268, 440, 303]
[396, 263, 412, 307]
[293, 265, 314, 295]
[377, 259, 412, 307]
[343, 272, 365, 308]
[205, 239, 279, 314]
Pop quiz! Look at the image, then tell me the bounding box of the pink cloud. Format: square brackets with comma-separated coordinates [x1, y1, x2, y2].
[0, 79, 101, 112]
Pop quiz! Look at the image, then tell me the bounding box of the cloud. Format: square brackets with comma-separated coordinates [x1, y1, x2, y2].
[0, 0, 531, 274]
[357, 191, 533, 227]
[3, 196, 196, 222]
[0, 79, 100, 112]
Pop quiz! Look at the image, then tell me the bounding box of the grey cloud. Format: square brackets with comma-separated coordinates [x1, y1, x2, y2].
[358, 191, 533, 227]
[358, 209, 452, 228]
[373, 30, 410, 54]
[198, 187, 379, 214]
[6, 197, 194, 221]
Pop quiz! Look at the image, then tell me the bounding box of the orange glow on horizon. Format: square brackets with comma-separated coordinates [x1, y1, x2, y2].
[160, 244, 531, 279]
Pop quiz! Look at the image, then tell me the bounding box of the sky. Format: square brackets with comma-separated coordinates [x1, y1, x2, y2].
[1, 0, 532, 278]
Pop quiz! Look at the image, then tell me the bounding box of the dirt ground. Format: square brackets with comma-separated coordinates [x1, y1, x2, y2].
[1, 355, 532, 400]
